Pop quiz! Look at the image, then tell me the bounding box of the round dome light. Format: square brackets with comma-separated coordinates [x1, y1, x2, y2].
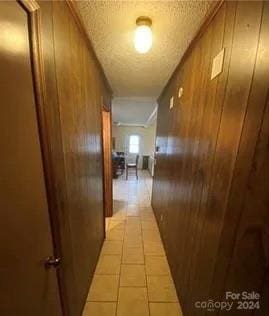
[134, 17, 152, 54]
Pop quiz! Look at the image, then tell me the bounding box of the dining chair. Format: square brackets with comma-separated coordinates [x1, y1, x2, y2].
[126, 155, 139, 180]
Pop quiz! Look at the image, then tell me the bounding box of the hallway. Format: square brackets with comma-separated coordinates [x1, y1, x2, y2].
[83, 171, 182, 316]
[1, 0, 268, 315]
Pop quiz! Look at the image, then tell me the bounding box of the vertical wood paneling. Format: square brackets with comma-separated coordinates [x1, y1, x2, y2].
[195, 2, 263, 313]
[36, 1, 111, 315]
[218, 3, 269, 314]
[152, 1, 269, 315]
[37, 1, 78, 315]
[186, 3, 237, 313]
[52, 1, 108, 313]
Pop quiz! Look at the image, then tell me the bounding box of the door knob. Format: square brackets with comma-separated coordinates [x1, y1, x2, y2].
[45, 256, 61, 268]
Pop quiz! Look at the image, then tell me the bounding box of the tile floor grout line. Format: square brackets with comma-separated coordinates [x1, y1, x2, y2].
[115, 203, 126, 316]
[88, 299, 179, 303]
[142, 217, 151, 316]
[129, 173, 148, 315]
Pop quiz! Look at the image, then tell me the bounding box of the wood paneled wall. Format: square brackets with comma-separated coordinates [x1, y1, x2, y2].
[36, 1, 111, 315]
[152, 1, 269, 315]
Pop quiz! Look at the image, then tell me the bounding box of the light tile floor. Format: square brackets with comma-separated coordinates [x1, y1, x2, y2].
[83, 171, 183, 316]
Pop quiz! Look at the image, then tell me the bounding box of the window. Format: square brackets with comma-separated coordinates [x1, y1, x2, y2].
[129, 135, 139, 154]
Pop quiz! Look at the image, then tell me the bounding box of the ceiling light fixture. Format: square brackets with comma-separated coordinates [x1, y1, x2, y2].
[134, 16, 152, 54]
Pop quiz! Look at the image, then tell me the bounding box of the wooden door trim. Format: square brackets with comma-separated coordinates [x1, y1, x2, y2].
[20, 0, 39, 12]
[100, 106, 106, 237]
[18, 1, 65, 315]
[107, 108, 113, 217]
[102, 106, 113, 218]
[102, 105, 110, 112]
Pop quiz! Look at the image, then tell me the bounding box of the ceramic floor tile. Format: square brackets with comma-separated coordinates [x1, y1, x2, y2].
[143, 230, 161, 242]
[128, 197, 139, 202]
[112, 210, 127, 219]
[108, 220, 126, 231]
[140, 207, 154, 214]
[101, 241, 123, 255]
[125, 228, 142, 237]
[106, 228, 124, 241]
[85, 171, 181, 315]
[142, 228, 160, 237]
[145, 256, 170, 275]
[140, 208, 153, 214]
[95, 255, 121, 275]
[124, 236, 143, 248]
[139, 201, 152, 207]
[113, 200, 127, 210]
[141, 221, 158, 230]
[126, 217, 141, 225]
[127, 204, 140, 217]
[127, 203, 140, 207]
[138, 197, 149, 203]
[83, 302, 117, 316]
[122, 247, 144, 264]
[141, 212, 155, 221]
[149, 303, 182, 316]
[120, 264, 146, 287]
[143, 241, 165, 256]
[125, 226, 141, 235]
[147, 276, 178, 302]
[125, 222, 141, 230]
[127, 210, 140, 217]
[87, 275, 119, 301]
[117, 287, 149, 316]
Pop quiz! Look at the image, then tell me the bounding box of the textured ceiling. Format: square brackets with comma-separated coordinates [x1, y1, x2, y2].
[76, 0, 212, 123]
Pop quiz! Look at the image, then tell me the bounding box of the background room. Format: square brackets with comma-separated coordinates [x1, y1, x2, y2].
[112, 97, 157, 178]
